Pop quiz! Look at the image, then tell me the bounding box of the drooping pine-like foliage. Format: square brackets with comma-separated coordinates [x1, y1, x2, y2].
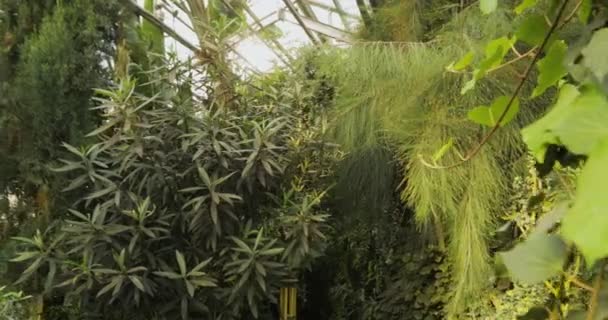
[311, 6, 551, 313]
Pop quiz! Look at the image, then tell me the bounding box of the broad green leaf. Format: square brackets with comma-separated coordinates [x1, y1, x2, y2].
[516, 14, 549, 46]
[482, 37, 514, 71]
[468, 96, 520, 127]
[553, 87, 608, 154]
[480, 0, 497, 14]
[500, 234, 567, 284]
[532, 40, 568, 97]
[562, 139, 608, 265]
[461, 38, 514, 94]
[522, 84, 580, 161]
[582, 28, 608, 83]
[515, 0, 537, 14]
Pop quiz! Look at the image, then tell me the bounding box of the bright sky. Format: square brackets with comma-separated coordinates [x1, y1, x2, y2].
[138, 0, 360, 73]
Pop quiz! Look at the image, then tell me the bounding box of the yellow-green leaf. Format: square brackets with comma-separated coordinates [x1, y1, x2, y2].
[515, 0, 537, 14]
[450, 52, 475, 71]
[432, 138, 454, 162]
[468, 96, 520, 127]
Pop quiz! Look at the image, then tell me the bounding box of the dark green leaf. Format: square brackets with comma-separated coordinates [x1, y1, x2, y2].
[533, 40, 568, 97]
[516, 14, 549, 46]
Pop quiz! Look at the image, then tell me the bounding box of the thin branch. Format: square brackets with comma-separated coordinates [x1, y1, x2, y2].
[487, 47, 537, 73]
[561, 0, 584, 26]
[569, 276, 595, 292]
[281, 0, 320, 45]
[419, 0, 571, 170]
[587, 260, 606, 320]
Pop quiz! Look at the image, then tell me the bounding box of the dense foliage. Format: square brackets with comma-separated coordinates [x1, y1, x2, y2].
[3, 0, 608, 319]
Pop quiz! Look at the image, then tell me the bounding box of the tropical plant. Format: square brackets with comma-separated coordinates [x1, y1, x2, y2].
[10, 56, 333, 319]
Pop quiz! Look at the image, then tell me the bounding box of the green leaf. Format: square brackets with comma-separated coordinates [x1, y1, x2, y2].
[500, 234, 567, 284]
[562, 139, 608, 265]
[449, 52, 475, 71]
[432, 138, 454, 162]
[552, 86, 608, 155]
[582, 28, 608, 83]
[579, 0, 592, 24]
[185, 280, 195, 297]
[461, 78, 477, 95]
[231, 237, 252, 254]
[190, 258, 212, 274]
[129, 276, 145, 292]
[480, 0, 497, 14]
[468, 96, 520, 127]
[482, 37, 514, 71]
[463, 37, 515, 94]
[515, 0, 537, 14]
[153, 271, 182, 279]
[532, 40, 568, 97]
[10, 251, 40, 262]
[522, 84, 581, 161]
[516, 14, 549, 46]
[176, 250, 187, 276]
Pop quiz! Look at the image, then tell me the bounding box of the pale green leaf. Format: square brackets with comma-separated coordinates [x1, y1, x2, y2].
[176, 250, 187, 276]
[562, 139, 608, 265]
[582, 28, 608, 83]
[500, 234, 567, 284]
[480, 0, 497, 14]
[522, 84, 581, 161]
[533, 40, 568, 97]
[129, 276, 145, 292]
[467, 96, 520, 127]
[553, 87, 608, 155]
